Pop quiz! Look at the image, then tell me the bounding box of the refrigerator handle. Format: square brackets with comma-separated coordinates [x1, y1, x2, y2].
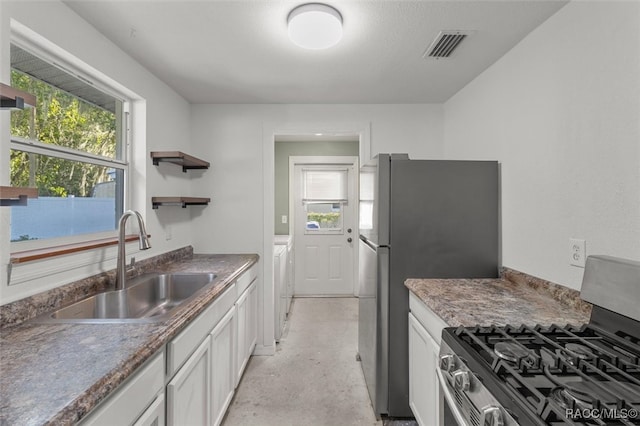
[360, 235, 379, 250]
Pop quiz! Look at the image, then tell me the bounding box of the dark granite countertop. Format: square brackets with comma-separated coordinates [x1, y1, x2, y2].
[0, 252, 258, 426]
[405, 268, 592, 327]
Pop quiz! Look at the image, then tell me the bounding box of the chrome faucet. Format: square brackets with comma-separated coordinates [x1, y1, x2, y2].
[115, 210, 151, 290]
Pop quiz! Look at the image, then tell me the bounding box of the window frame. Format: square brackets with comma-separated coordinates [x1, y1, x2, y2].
[8, 33, 133, 253]
[300, 166, 350, 235]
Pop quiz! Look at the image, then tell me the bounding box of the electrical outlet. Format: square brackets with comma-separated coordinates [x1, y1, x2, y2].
[569, 238, 586, 268]
[281, 215, 288, 224]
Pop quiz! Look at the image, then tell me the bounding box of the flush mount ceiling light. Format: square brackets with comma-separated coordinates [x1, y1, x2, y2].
[287, 3, 343, 50]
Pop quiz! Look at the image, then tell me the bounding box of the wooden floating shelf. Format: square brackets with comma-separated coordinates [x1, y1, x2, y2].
[0, 82, 36, 110]
[152, 197, 210, 209]
[150, 151, 210, 172]
[0, 186, 38, 207]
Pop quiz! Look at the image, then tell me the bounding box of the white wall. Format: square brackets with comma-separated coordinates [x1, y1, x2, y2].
[0, 1, 193, 303]
[443, 1, 640, 290]
[190, 103, 443, 254]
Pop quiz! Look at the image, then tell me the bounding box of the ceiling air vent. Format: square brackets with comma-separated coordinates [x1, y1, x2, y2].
[424, 30, 470, 59]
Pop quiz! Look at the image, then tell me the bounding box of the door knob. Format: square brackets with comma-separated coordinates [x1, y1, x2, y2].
[347, 237, 353, 243]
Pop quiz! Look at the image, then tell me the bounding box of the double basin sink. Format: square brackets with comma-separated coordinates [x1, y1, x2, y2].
[32, 272, 217, 324]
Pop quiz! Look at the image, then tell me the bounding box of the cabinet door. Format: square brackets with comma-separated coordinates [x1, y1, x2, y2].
[247, 280, 258, 355]
[167, 336, 211, 426]
[235, 287, 248, 386]
[134, 393, 165, 426]
[236, 280, 258, 385]
[408, 313, 440, 426]
[211, 306, 236, 426]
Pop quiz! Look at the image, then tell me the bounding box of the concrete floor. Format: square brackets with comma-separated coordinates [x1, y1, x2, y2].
[222, 297, 382, 426]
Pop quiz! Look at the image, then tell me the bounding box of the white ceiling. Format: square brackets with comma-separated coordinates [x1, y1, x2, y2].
[64, 0, 568, 104]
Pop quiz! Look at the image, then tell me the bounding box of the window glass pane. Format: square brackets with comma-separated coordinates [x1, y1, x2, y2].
[11, 69, 120, 159]
[305, 203, 343, 231]
[359, 201, 373, 230]
[359, 170, 374, 200]
[303, 170, 347, 201]
[8, 44, 127, 244]
[359, 167, 374, 230]
[10, 151, 122, 241]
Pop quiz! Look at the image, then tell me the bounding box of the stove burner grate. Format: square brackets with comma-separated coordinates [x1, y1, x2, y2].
[452, 323, 640, 424]
[549, 386, 593, 411]
[494, 341, 531, 363]
[563, 342, 595, 360]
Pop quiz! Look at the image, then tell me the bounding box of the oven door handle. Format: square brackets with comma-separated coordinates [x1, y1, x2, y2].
[436, 368, 473, 426]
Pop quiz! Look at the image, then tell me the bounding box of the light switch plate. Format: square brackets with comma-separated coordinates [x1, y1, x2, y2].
[569, 238, 586, 268]
[281, 215, 288, 224]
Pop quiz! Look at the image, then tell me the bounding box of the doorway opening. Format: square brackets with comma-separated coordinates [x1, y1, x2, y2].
[274, 136, 359, 297]
[262, 124, 370, 351]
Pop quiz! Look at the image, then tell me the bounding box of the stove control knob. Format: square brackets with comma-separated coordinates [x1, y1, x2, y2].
[452, 370, 470, 391]
[439, 354, 456, 372]
[481, 406, 504, 426]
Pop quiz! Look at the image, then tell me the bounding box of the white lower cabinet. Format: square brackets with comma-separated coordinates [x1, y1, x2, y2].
[247, 281, 258, 358]
[235, 280, 258, 386]
[408, 292, 448, 426]
[210, 306, 237, 426]
[409, 313, 440, 426]
[167, 336, 211, 426]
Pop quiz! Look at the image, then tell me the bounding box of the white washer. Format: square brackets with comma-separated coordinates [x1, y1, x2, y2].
[274, 235, 294, 314]
[273, 243, 287, 342]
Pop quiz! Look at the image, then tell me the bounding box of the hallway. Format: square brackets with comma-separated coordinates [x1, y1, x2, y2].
[222, 297, 381, 426]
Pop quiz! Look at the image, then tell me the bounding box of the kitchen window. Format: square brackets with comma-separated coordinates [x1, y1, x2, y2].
[9, 42, 128, 249]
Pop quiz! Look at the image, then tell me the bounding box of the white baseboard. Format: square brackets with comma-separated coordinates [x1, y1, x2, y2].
[252, 343, 276, 356]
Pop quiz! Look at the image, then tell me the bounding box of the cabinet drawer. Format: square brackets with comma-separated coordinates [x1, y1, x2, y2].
[236, 263, 257, 296]
[409, 292, 448, 345]
[167, 283, 236, 378]
[80, 351, 164, 426]
[133, 393, 165, 426]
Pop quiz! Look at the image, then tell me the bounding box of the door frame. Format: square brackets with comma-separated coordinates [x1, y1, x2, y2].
[289, 156, 359, 296]
[259, 121, 371, 353]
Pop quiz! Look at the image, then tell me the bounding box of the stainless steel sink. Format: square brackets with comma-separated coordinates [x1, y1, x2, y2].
[32, 273, 217, 324]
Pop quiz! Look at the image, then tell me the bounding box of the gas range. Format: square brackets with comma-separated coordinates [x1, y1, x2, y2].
[438, 256, 640, 426]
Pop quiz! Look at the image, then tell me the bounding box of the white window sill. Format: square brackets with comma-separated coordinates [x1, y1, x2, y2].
[10, 234, 148, 264]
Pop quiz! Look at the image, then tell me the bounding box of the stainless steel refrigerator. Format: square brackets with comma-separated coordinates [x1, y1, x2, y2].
[358, 154, 499, 418]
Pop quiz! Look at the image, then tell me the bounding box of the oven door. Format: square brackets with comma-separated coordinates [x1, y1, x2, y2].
[436, 368, 472, 426]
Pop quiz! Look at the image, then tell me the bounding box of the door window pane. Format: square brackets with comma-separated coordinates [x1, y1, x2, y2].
[305, 202, 343, 232]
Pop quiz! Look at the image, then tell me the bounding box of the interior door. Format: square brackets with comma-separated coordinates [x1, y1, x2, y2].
[293, 158, 357, 296]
